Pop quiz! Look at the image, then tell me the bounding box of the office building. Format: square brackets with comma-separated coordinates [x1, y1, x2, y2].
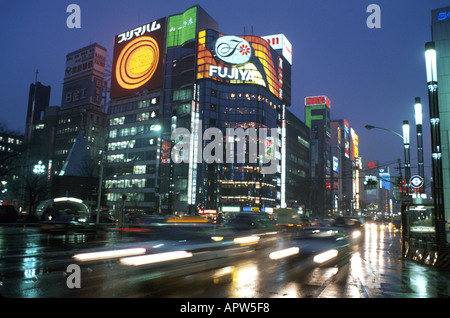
[105, 5, 293, 215]
[430, 6, 450, 228]
[304, 96, 331, 218]
[285, 109, 310, 210]
[53, 43, 108, 176]
[330, 119, 360, 215]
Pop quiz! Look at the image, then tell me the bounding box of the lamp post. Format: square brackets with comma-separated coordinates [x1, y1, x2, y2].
[365, 123, 410, 255]
[402, 120, 411, 194]
[425, 41, 446, 250]
[364, 124, 410, 191]
[414, 98, 425, 193]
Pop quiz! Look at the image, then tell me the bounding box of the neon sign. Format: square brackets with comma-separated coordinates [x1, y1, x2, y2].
[115, 36, 160, 90]
[438, 11, 450, 21]
[197, 30, 284, 100]
[208, 65, 256, 81]
[215, 36, 252, 64]
[111, 18, 165, 99]
[305, 96, 331, 108]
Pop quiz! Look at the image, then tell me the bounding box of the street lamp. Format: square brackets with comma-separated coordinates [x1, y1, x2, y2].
[414, 97, 425, 192]
[365, 124, 410, 190]
[402, 120, 411, 194]
[365, 123, 410, 255]
[425, 41, 446, 250]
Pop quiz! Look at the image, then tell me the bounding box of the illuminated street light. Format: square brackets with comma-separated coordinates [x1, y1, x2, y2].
[414, 98, 423, 125]
[425, 41, 446, 250]
[402, 120, 411, 193]
[425, 42, 437, 84]
[365, 123, 410, 188]
[414, 98, 425, 192]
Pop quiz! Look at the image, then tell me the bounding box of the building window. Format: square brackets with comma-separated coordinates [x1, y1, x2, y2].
[110, 116, 125, 126]
[173, 88, 192, 101]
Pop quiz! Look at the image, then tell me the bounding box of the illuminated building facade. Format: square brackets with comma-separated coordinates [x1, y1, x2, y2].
[105, 5, 293, 214]
[194, 29, 291, 214]
[330, 119, 360, 215]
[431, 6, 450, 227]
[305, 96, 332, 217]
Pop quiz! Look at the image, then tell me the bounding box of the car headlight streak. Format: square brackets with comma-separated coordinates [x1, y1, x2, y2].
[120, 250, 193, 266]
[73, 248, 146, 261]
[233, 236, 260, 246]
[313, 249, 338, 264]
[269, 247, 299, 260]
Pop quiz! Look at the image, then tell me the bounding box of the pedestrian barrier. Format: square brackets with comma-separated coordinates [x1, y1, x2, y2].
[404, 237, 450, 268]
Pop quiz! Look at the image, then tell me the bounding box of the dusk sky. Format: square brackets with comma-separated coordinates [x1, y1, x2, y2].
[1, 0, 449, 183]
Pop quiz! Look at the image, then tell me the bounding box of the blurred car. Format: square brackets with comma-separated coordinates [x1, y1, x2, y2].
[36, 197, 91, 225]
[135, 214, 167, 225]
[225, 212, 277, 232]
[332, 216, 364, 241]
[269, 226, 351, 269]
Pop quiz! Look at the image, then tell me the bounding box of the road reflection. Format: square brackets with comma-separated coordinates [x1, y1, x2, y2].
[1, 221, 449, 298]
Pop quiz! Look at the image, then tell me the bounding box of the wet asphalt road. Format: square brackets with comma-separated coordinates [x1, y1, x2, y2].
[0, 223, 449, 299]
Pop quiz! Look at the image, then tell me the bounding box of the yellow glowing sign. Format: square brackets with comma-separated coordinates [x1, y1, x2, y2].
[115, 36, 160, 90]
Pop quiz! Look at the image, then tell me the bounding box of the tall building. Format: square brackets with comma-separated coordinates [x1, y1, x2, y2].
[105, 5, 293, 216]
[285, 109, 310, 210]
[304, 96, 331, 217]
[430, 6, 450, 229]
[24, 81, 51, 146]
[0, 131, 23, 207]
[53, 43, 107, 176]
[330, 119, 360, 215]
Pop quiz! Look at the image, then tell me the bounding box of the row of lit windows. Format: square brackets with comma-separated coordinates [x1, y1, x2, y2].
[0, 136, 22, 145]
[106, 150, 157, 163]
[57, 126, 79, 135]
[108, 97, 159, 115]
[109, 110, 159, 127]
[108, 124, 160, 139]
[56, 149, 70, 156]
[105, 178, 147, 189]
[107, 192, 145, 202]
[107, 138, 157, 151]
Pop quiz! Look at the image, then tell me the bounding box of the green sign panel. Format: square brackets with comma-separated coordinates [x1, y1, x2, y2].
[167, 6, 197, 47]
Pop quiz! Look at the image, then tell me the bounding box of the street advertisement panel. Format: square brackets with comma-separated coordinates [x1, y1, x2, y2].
[111, 18, 166, 99]
[197, 30, 284, 101]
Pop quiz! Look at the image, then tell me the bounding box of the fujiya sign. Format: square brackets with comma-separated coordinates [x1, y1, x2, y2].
[209, 35, 258, 82]
[209, 65, 255, 81]
[215, 36, 252, 64]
